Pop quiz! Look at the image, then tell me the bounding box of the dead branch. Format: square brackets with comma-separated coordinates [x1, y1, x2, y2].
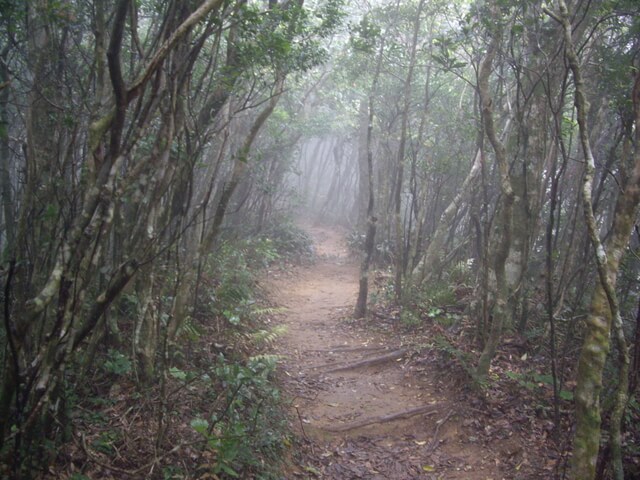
[322, 348, 408, 374]
[295, 406, 310, 442]
[426, 409, 455, 454]
[324, 404, 439, 433]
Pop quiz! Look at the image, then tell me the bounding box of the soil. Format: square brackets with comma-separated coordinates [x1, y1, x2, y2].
[267, 223, 543, 480]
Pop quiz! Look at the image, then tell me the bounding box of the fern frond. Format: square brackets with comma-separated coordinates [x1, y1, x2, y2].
[251, 306, 288, 317]
[250, 325, 288, 346]
[179, 318, 202, 340]
[249, 354, 284, 363]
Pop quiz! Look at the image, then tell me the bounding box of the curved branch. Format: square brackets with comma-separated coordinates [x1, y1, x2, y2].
[127, 0, 226, 102]
[107, 0, 130, 156]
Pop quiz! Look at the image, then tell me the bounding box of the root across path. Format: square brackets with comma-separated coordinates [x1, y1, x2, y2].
[323, 404, 440, 433]
[316, 348, 408, 374]
[269, 223, 525, 480]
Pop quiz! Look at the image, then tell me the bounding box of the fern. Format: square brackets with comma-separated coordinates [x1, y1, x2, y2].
[250, 325, 288, 346]
[433, 334, 480, 383]
[180, 318, 202, 340]
[250, 306, 288, 317]
[249, 353, 284, 364]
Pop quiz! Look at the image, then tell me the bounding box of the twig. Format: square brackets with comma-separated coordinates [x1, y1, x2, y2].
[426, 409, 455, 454]
[80, 433, 198, 476]
[295, 406, 310, 441]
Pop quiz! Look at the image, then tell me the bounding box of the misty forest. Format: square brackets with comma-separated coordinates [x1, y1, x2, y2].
[0, 0, 639, 479]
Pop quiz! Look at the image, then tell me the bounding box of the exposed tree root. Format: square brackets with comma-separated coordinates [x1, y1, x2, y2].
[323, 404, 439, 432]
[308, 347, 399, 371]
[322, 348, 408, 374]
[311, 345, 389, 354]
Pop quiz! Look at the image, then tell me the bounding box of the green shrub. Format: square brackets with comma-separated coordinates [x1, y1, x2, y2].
[103, 349, 132, 376]
[259, 221, 314, 261]
[191, 354, 288, 479]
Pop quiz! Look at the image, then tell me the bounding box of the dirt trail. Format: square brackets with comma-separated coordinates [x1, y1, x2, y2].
[269, 224, 517, 479]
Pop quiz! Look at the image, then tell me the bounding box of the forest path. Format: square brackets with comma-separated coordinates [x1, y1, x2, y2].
[268, 223, 511, 480]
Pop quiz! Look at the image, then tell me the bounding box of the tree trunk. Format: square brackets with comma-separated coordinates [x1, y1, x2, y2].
[546, 2, 640, 478]
[354, 17, 388, 319]
[393, 0, 424, 303]
[356, 100, 370, 230]
[413, 148, 482, 286]
[0, 51, 14, 255]
[474, 16, 515, 382]
[169, 76, 286, 342]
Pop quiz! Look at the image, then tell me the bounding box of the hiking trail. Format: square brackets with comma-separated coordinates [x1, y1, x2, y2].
[267, 223, 525, 479]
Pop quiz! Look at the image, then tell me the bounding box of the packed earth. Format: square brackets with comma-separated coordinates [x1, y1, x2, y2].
[268, 224, 559, 480]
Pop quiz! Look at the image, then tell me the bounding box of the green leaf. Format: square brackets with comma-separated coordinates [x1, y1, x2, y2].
[533, 373, 554, 385]
[303, 465, 322, 476]
[169, 367, 187, 381]
[218, 463, 240, 477]
[559, 390, 574, 401]
[190, 417, 209, 435]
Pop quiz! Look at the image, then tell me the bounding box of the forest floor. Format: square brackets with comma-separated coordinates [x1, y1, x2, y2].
[267, 223, 559, 480]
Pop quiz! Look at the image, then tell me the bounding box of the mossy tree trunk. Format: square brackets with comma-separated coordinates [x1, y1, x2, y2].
[545, 1, 640, 478]
[474, 12, 515, 382]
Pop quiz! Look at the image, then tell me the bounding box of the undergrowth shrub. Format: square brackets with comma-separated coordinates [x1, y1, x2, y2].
[179, 229, 293, 477]
[197, 239, 266, 325]
[397, 279, 459, 330]
[198, 223, 310, 326]
[190, 354, 288, 479]
[346, 230, 393, 265]
[64, 223, 297, 479]
[259, 220, 314, 262]
[346, 230, 365, 254]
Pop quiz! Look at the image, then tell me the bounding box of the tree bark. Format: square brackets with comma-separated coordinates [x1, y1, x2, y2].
[0, 49, 14, 255]
[546, 2, 640, 478]
[474, 16, 515, 382]
[169, 76, 286, 342]
[413, 148, 482, 286]
[354, 21, 387, 319]
[393, 0, 424, 303]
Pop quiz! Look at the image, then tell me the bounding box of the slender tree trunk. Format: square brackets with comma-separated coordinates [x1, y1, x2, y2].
[170, 76, 285, 342]
[354, 96, 378, 318]
[354, 28, 387, 319]
[474, 17, 515, 382]
[413, 148, 482, 286]
[546, 3, 640, 478]
[393, 0, 424, 302]
[0, 52, 14, 255]
[356, 100, 370, 230]
[545, 150, 564, 442]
